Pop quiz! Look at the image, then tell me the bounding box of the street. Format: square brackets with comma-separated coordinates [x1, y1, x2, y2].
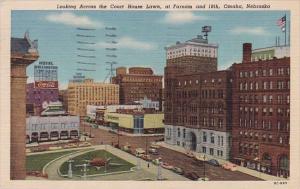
[81, 123, 262, 181]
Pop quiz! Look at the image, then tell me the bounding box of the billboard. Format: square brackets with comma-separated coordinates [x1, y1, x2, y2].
[34, 81, 58, 89]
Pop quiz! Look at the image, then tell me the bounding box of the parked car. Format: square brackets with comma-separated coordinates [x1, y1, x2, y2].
[172, 167, 184, 175]
[63, 143, 77, 149]
[152, 157, 162, 165]
[185, 151, 195, 158]
[135, 148, 146, 157]
[207, 159, 220, 166]
[148, 148, 159, 155]
[198, 177, 209, 181]
[150, 143, 160, 149]
[78, 142, 91, 147]
[185, 172, 200, 180]
[161, 162, 174, 170]
[222, 162, 238, 171]
[141, 154, 152, 162]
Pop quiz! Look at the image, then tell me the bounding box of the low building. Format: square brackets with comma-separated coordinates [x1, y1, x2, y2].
[26, 116, 80, 143]
[26, 101, 80, 143]
[105, 110, 164, 134]
[134, 96, 160, 111]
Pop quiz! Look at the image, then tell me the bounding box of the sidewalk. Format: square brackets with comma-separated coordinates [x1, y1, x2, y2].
[157, 142, 286, 181]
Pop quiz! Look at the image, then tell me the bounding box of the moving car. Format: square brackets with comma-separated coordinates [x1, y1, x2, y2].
[135, 148, 146, 157]
[198, 177, 209, 181]
[172, 167, 184, 175]
[185, 151, 195, 158]
[161, 162, 174, 170]
[148, 148, 159, 155]
[207, 159, 220, 166]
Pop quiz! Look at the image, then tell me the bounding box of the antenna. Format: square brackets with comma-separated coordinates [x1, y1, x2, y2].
[103, 26, 118, 83]
[202, 26, 212, 41]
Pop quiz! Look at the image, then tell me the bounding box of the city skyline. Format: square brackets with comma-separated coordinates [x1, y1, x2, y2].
[12, 10, 290, 89]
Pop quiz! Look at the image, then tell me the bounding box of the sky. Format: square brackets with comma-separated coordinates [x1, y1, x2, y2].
[11, 11, 290, 89]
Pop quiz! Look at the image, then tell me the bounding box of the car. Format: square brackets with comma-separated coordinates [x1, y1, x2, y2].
[185, 172, 200, 180]
[198, 177, 209, 181]
[63, 143, 77, 149]
[161, 162, 174, 170]
[172, 167, 184, 175]
[150, 143, 160, 149]
[148, 148, 159, 155]
[207, 159, 220, 166]
[152, 157, 162, 165]
[185, 151, 195, 158]
[141, 154, 152, 162]
[78, 142, 91, 147]
[135, 148, 146, 157]
[222, 162, 238, 171]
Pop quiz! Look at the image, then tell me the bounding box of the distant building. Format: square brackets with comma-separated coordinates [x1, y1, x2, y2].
[134, 96, 160, 111]
[26, 102, 79, 143]
[67, 79, 119, 116]
[26, 61, 59, 115]
[231, 43, 290, 177]
[105, 109, 164, 134]
[11, 32, 39, 179]
[59, 89, 68, 111]
[251, 45, 290, 61]
[112, 67, 163, 106]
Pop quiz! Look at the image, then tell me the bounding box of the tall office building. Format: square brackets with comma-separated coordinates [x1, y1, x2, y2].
[67, 79, 119, 116]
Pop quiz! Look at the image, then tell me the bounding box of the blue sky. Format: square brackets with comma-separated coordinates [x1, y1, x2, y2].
[12, 11, 290, 89]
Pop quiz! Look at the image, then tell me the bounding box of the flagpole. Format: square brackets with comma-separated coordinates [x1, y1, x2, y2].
[284, 13, 287, 46]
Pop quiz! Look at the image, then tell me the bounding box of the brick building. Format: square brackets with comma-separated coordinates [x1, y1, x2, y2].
[231, 43, 290, 177]
[67, 79, 119, 116]
[112, 67, 163, 106]
[164, 35, 234, 160]
[11, 32, 39, 179]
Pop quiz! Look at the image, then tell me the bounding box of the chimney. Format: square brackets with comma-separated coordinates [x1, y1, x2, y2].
[242, 43, 252, 63]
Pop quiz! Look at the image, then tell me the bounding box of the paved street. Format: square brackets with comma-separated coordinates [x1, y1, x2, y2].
[80, 123, 262, 181]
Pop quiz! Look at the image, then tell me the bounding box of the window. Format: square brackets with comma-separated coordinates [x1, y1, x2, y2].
[269, 69, 273, 76]
[221, 136, 224, 146]
[183, 129, 186, 138]
[177, 128, 181, 137]
[210, 133, 215, 144]
[203, 132, 207, 142]
[209, 148, 214, 155]
[202, 147, 207, 153]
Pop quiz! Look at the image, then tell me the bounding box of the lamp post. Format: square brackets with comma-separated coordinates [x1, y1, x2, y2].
[67, 159, 74, 179]
[203, 155, 206, 179]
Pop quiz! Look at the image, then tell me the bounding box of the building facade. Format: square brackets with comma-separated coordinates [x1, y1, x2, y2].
[164, 35, 234, 160]
[231, 43, 290, 177]
[26, 61, 59, 115]
[67, 79, 119, 116]
[112, 67, 163, 105]
[105, 110, 164, 134]
[26, 116, 80, 143]
[11, 32, 39, 179]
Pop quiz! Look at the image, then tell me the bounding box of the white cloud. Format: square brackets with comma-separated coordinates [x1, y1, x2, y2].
[96, 37, 156, 50]
[219, 59, 240, 70]
[162, 11, 208, 25]
[230, 26, 270, 36]
[45, 12, 103, 28]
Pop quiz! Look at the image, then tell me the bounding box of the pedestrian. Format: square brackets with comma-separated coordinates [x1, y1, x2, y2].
[147, 163, 150, 168]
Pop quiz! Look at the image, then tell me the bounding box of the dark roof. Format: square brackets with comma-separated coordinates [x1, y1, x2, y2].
[11, 37, 30, 55]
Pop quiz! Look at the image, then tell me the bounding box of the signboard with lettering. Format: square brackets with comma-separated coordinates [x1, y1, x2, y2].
[34, 81, 58, 89]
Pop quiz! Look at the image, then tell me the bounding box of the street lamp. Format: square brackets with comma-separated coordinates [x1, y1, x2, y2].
[203, 155, 206, 179]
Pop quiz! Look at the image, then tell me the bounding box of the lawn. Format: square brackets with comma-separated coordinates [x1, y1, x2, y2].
[26, 150, 77, 172]
[59, 150, 135, 176]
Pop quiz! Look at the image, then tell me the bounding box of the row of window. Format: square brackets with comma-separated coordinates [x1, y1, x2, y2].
[202, 147, 224, 157]
[239, 119, 289, 131]
[239, 80, 290, 91]
[178, 78, 226, 86]
[239, 67, 289, 78]
[239, 107, 290, 117]
[239, 94, 290, 104]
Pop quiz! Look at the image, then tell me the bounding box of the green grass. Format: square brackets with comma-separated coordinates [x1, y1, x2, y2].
[26, 150, 77, 172]
[59, 150, 135, 176]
